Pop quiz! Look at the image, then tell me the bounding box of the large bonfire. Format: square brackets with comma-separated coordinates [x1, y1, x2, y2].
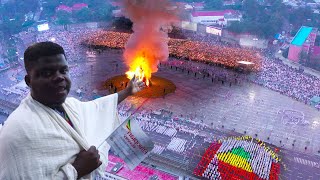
[119, 0, 179, 86]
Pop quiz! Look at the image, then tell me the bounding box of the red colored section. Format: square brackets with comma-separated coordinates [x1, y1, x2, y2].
[288, 44, 302, 62]
[269, 162, 281, 180]
[193, 143, 222, 176]
[72, 3, 88, 11]
[56, 5, 73, 12]
[218, 160, 262, 180]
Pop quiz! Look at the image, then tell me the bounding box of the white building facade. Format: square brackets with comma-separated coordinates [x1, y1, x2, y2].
[190, 10, 241, 26]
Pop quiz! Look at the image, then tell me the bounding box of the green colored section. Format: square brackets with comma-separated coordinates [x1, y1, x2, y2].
[126, 119, 131, 130]
[291, 26, 313, 46]
[231, 147, 251, 160]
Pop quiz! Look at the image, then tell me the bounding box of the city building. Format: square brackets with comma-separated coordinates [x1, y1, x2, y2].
[190, 10, 241, 26]
[288, 26, 318, 63]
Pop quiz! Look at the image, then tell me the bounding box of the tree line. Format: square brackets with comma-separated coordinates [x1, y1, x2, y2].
[0, 0, 113, 34]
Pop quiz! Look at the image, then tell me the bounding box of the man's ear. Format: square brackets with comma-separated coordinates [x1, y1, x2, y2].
[25, 75, 31, 87]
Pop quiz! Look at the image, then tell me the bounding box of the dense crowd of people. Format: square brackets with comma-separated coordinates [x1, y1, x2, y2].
[2, 27, 319, 119]
[152, 144, 166, 155]
[84, 31, 130, 49]
[161, 56, 320, 106]
[166, 137, 187, 153]
[83, 30, 320, 106]
[252, 58, 320, 104]
[168, 39, 261, 71]
[117, 105, 209, 155]
[160, 59, 246, 86]
[36, 29, 97, 62]
[84, 31, 261, 71]
[1, 26, 318, 178]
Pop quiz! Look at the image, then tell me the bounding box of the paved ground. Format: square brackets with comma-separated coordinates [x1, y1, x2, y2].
[80, 49, 320, 179]
[1, 47, 320, 179]
[151, 69, 320, 155]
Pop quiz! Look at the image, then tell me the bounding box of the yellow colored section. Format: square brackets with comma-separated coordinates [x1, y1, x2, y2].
[217, 152, 253, 172]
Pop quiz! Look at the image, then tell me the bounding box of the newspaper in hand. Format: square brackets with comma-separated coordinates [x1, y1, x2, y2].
[106, 118, 154, 170]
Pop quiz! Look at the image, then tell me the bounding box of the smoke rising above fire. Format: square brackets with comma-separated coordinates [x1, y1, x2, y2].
[119, 0, 179, 84]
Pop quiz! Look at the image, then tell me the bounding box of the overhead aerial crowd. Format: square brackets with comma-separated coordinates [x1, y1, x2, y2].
[35, 29, 96, 63]
[1, 28, 319, 116]
[83, 30, 320, 107]
[84, 31, 262, 71]
[24, 29, 319, 108]
[252, 58, 320, 104]
[85, 31, 320, 107]
[0, 25, 319, 179]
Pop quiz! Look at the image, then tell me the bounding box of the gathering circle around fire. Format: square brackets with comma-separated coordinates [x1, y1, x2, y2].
[104, 75, 176, 98]
[83, 30, 320, 107]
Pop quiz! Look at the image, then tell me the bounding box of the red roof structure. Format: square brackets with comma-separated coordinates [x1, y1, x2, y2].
[56, 5, 73, 13]
[72, 3, 88, 11]
[191, 10, 238, 17]
[56, 3, 88, 12]
[110, 1, 121, 7]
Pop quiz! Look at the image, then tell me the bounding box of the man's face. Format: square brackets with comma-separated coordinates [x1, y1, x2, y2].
[25, 54, 71, 107]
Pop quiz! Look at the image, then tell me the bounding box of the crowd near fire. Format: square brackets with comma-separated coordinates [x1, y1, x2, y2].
[84, 30, 320, 105]
[1, 0, 320, 179]
[84, 31, 262, 71]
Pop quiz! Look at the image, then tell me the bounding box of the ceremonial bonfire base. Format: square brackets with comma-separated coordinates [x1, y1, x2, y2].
[104, 75, 176, 98]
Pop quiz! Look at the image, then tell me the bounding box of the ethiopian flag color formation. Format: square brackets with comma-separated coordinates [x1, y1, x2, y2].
[194, 136, 281, 180]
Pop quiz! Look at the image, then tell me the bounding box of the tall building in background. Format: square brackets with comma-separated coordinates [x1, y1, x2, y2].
[288, 26, 318, 63]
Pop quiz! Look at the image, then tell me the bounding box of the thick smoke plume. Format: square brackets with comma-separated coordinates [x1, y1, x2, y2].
[119, 0, 179, 76]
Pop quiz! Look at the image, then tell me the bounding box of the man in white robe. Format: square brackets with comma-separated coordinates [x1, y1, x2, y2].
[0, 42, 145, 179]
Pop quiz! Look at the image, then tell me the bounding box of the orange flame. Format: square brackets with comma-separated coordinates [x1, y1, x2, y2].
[125, 56, 151, 86]
[121, 0, 179, 88]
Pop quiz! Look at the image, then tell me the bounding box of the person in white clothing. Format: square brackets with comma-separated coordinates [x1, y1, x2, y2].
[0, 42, 145, 179]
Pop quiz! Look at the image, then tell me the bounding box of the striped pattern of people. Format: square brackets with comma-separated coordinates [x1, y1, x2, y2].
[194, 136, 281, 180]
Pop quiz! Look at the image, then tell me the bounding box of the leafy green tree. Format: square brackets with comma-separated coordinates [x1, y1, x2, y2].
[226, 0, 292, 38]
[56, 10, 71, 25]
[22, 20, 35, 28]
[91, 3, 113, 21]
[112, 17, 133, 31]
[289, 7, 315, 28]
[242, 0, 259, 19]
[7, 47, 18, 62]
[42, 1, 60, 20]
[60, 0, 76, 6]
[205, 0, 223, 10]
[0, 18, 24, 35]
[74, 8, 92, 23]
[85, 0, 107, 8]
[227, 21, 245, 33]
[17, 0, 39, 14]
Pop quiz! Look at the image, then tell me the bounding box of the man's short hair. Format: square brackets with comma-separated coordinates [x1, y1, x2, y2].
[24, 41, 66, 73]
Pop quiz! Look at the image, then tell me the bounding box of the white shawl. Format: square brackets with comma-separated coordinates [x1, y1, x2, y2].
[0, 93, 120, 179]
